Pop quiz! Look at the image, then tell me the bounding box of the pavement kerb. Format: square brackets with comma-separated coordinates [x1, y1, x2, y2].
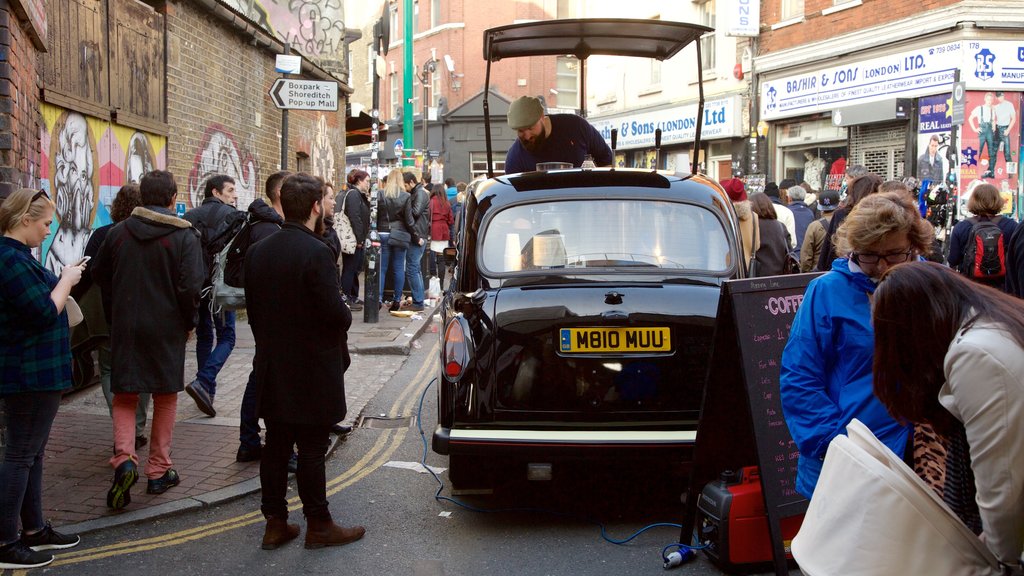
[53, 308, 439, 537]
[61, 434, 350, 537]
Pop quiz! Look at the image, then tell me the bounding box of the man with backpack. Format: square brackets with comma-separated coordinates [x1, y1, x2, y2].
[183, 175, 245, 417]
[947, 183, 1018, 291]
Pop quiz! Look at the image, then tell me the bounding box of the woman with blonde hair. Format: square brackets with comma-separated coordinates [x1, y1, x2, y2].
[781, 192, 934, 498]
[376, 167, 413, 309]
[0, 189, 85, 568]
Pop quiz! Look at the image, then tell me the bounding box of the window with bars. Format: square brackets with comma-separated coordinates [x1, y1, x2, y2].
[849, 122, 906, 180]
[556, 57, 579, 109]
[431, 68, 441, 108]
[390, 72, 400, 119]
[470, 152, 504, 178]
[699, 1, 716, 72]
[781, 0, 804, 20]
[431, 0, 441, 28]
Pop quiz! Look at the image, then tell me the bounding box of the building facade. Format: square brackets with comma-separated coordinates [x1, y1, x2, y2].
[0, 0, 354, 273]
[756, 0, 1023, 215]
[345, 0, 581, 183]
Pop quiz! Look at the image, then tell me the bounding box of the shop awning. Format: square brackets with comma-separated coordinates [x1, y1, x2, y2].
[346, 112, 387, 147]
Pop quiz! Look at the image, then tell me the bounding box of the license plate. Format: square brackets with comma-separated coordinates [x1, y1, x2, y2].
[559, 327, 671, 353]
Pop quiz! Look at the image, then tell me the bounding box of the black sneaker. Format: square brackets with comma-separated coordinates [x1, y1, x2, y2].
[135, 434, 148, 450]
[0, 540, 53, 569]
[21, 522, 80, 551]
[236, 444, 263, 463]
[147, 469, 181, 495]
[185, 380, 216, 417]
[107, 460, 138, 510]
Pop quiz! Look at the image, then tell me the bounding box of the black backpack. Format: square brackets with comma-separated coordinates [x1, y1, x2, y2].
[193, 208, 246, 284]
[959, 216, 1006, 279]
[222, 214, 273, 288]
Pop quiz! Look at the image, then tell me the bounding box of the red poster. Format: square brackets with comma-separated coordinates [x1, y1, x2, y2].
[960, 90, 1019, 215]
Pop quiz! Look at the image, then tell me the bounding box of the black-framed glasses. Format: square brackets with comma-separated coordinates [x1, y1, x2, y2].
[31, 190, 49, 202]
[852, 249, 913, 265]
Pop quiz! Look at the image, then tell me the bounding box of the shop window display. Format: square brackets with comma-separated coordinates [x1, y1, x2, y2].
[780, 146, 847, 192]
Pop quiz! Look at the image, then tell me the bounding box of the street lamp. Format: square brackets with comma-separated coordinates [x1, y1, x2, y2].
[420, 57, 438, 152]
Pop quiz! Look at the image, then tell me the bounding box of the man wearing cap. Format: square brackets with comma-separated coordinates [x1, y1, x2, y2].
[798, 188, 840, 272]
[505, 96, 613, 174]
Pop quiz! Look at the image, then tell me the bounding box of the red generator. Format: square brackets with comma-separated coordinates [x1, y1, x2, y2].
[695, 466, 803, 573]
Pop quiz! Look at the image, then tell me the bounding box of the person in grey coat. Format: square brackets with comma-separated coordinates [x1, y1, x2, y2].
[92, 170, 205, 509]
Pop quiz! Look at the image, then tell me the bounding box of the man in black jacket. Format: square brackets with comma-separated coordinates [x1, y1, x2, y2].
[244, 173, 365, 551]
[235, 171, 288, 463]
[182, 175, 242, 417]
[402, 170, 430, 311]
[93, 170, 205, 509]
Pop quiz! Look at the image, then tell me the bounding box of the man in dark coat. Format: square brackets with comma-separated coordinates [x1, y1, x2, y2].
[244, 173, 365, 551]
[402, 170, 430, 311]
[182, 175, 243, 418]
[235, 170, 288, 463]
[92, 170, 205, 509]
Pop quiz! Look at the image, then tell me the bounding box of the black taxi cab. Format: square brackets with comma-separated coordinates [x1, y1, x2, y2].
[433, 168, 743, 488]
[431, 18, 739, 489]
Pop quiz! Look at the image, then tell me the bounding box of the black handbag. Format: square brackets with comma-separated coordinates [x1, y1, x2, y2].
[384, 199, 411, 248]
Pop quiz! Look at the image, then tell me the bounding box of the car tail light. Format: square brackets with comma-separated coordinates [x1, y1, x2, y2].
[443, 316, 471, 381]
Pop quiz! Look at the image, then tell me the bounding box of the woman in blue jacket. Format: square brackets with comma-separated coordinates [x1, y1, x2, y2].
[780, 192, 934, 498]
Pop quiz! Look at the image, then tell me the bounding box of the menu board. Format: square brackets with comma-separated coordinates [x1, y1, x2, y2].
[682, 274, 819, 576]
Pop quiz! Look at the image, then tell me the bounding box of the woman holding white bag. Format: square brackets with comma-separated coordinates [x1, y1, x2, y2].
[873, 261, 1024, 573]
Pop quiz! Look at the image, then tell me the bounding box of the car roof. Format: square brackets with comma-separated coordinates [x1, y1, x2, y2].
[483, 19, 712, 62]
[473, 169, 731, 211]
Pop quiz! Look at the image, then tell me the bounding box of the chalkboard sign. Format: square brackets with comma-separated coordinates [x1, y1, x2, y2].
[682, 273, 819, 575]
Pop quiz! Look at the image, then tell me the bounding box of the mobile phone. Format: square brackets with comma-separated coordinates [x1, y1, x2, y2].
[76, 256, 91, 266]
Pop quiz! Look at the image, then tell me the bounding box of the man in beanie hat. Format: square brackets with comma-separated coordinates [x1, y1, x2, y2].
[798, 188, 840, 272]
[505, 96, 612, 173]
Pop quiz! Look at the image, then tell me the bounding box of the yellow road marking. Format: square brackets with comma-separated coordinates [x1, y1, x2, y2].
[45, 343, 439, 569]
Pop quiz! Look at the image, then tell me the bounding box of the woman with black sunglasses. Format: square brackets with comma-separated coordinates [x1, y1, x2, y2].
[0, 189, 85, 569]
[780, 192, 934, 499]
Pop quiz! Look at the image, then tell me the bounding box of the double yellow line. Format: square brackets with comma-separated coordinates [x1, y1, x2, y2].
[39, 344, 438, 571]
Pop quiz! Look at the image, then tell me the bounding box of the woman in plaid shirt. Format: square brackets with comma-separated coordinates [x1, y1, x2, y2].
[0, 188, 86, 569]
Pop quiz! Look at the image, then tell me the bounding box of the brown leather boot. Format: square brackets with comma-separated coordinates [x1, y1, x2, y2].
[304, 516, 365, 549]
[262, 516, 300, 550]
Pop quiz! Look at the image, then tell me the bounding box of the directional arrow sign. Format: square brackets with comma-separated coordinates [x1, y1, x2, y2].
[269, 79, 338, 111]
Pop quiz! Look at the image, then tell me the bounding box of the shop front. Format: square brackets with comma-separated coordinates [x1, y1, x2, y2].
[759, 37, 1022, 211]
[589, 95, 747, 182]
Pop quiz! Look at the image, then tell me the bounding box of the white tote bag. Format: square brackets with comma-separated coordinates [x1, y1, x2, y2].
[792, 419, 1000, 576]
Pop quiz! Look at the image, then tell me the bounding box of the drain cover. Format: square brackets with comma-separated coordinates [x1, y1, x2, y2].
[361, 327, 403, 340]
[358, 415, 413, 429]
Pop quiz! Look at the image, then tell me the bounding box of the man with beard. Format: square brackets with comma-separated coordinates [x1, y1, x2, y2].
[504, 96, 612, 174]
[244, 173, 364, 551]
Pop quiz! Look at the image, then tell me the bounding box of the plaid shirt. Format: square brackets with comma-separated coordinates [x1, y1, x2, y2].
[0, 236, 72, 395]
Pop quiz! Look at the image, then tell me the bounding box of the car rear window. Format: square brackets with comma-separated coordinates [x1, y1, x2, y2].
[480, 199, 730, 274]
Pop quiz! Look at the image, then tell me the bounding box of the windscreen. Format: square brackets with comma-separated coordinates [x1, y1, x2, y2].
[480, 199, 729, 274]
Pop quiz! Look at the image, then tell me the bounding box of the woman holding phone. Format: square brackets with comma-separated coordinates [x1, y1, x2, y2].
[0, 188, 85, 568]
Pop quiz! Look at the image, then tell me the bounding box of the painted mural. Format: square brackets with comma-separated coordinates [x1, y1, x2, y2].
[310, 114, 335, 183]
[220, 0, 344, 66]
[39, 103, 167, 270]
[187, 124, 260, 209]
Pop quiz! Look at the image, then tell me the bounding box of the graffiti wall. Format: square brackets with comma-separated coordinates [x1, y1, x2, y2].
[219, 0, 344, 67]
[39, 103, 167, 270]
[186, 124, 260, 209]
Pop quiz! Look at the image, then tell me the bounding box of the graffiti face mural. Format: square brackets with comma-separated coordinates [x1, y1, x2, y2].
[46, 112, 98, 274]
[187, 125, 259, 209]
[311, 114, 335, 183]
[126, 132, 157, 184]
[39, 103, 167, 268]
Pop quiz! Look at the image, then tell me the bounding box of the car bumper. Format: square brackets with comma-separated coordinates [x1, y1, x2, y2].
[433, 425, 695, 457]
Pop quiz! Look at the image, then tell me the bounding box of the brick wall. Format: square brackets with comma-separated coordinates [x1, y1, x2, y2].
[758, 0, 963, 54]
[165, 0, 345, 208]
[0, 0, 40, 196]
